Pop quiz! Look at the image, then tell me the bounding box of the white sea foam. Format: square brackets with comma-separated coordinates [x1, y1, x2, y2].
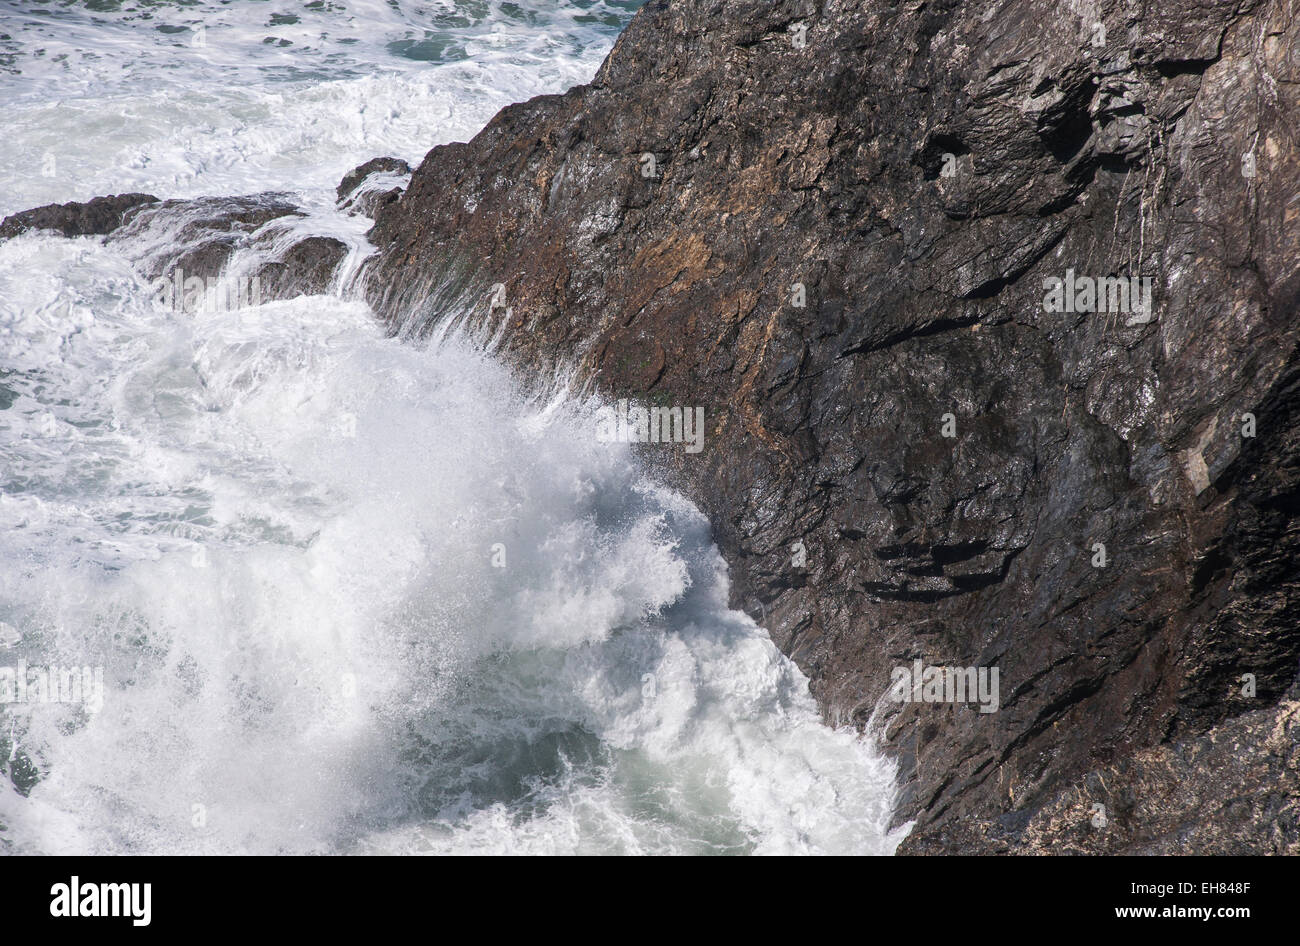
[0, 0, 638, 215]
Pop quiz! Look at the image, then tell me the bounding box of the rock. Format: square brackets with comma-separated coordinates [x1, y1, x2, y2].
[900, 691, 1300, 855]
[255, 235, 351, 298]
[106, 194, 347, 302]
[1, 190, 349, 304]
[107, 193, 305, 280]
[337, 156, 411, 218]
[358, 0, 1300, 853]
[0, 193, 158, 239]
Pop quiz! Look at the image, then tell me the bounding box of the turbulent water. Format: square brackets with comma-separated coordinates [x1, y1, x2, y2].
[0, 0, 908, 854]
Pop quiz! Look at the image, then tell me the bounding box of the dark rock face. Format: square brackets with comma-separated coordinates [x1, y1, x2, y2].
[0, 193, 157, 239]
[337, 156, 411, 218]
[903, 689, 1300, 855]
[360, 0, 1300, 852]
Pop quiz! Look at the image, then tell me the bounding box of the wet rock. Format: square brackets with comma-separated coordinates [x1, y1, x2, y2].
[0, 193, 158, 239]
[255, 235, 350, 298]
[107, 193, 305, 280]
[107, 193, 346, 301]
[337, 156, 411, 218]
[3, 188, 350, 306]
[900, 691, 1300, 855]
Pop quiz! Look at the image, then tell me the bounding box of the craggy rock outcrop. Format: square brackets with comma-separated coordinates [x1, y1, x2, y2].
[0, 193, 157, 239]
[0, 192, 350, 303]
[108, 194, 349, 300]
[358, 0, 1300, 853]
[337, 156, 412, 218]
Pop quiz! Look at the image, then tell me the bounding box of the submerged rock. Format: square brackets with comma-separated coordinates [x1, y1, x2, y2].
[108, 194, 349, 303]
[107, 193, 306, 281]
[1, 191, 348, 304]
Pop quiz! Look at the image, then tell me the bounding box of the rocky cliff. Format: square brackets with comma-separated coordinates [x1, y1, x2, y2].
[360, 0, 1300, 854]
[6, 0, 1298, 853]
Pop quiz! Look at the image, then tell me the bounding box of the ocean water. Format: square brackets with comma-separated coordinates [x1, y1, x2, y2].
[0, 0, 908, 855]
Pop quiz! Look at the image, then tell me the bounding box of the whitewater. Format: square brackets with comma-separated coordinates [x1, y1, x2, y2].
[0, 0, 907, 855]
